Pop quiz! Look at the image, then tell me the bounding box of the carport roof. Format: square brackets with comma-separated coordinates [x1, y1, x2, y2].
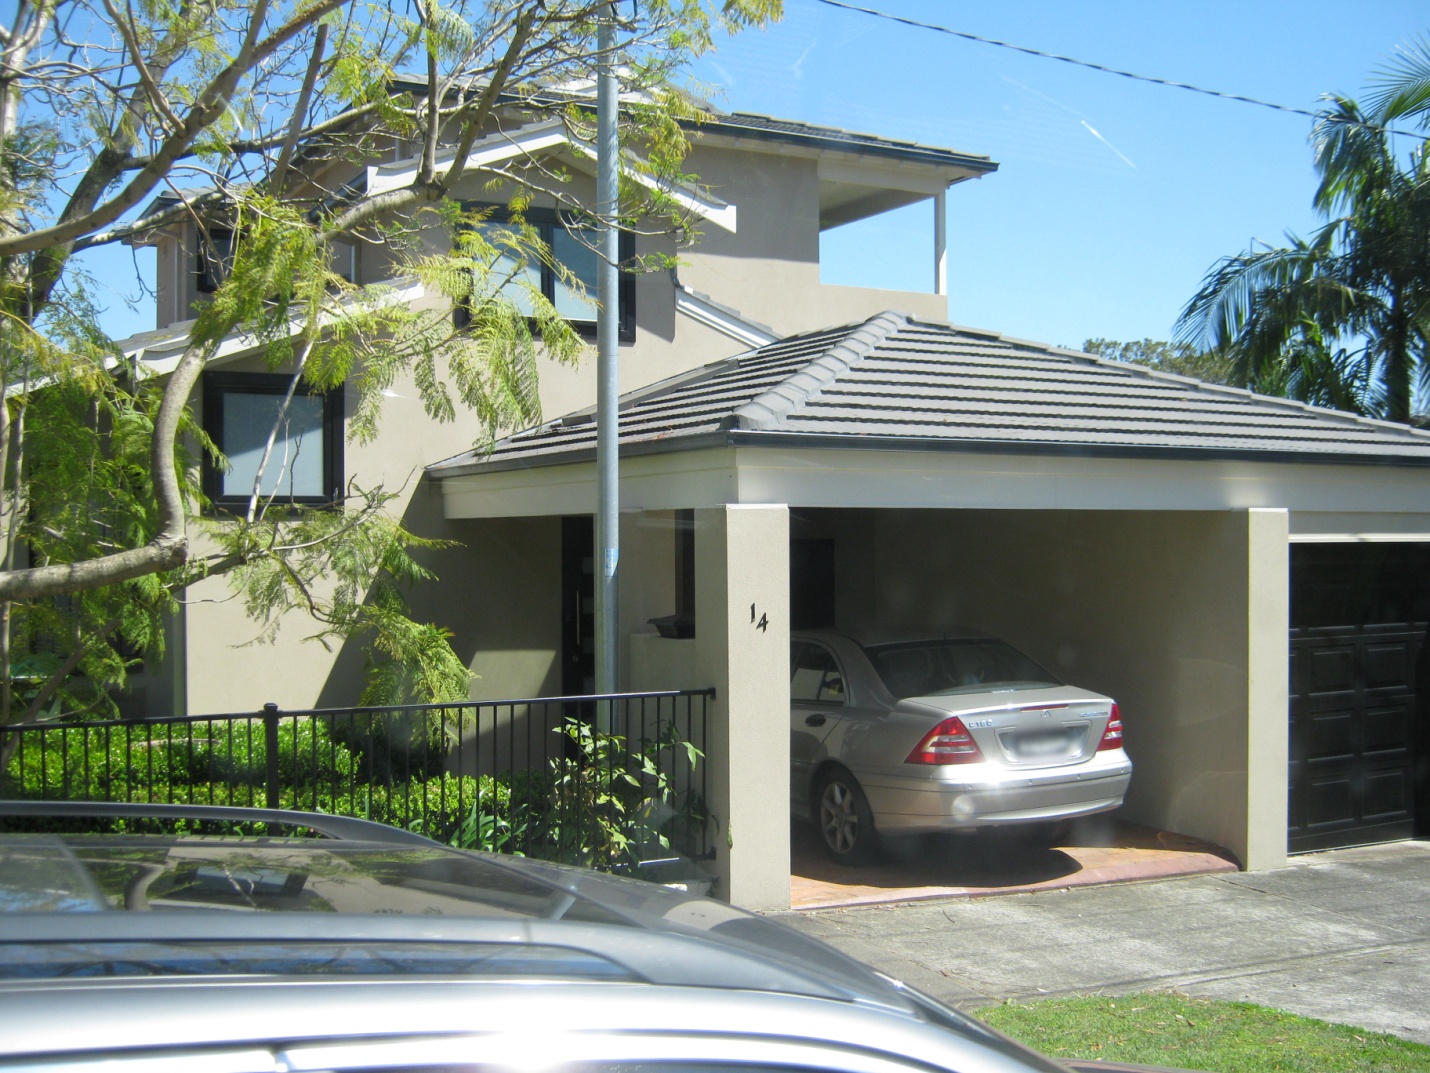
[427, 310, 1430, 477]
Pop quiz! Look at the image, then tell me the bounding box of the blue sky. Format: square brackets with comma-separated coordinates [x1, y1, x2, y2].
[83, 0, 1426, 351]
[690, 0, 1427, 349]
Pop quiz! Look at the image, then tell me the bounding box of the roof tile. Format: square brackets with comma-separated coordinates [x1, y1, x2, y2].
[427, 313, 1430, 475]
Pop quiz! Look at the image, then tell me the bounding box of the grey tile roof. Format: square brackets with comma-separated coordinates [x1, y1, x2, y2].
[699, 112, 996, 174]
[385, 79, 997, 175]
[427, 312, 1430, 476]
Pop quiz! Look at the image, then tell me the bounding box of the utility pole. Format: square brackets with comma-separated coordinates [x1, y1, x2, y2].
[594, 3, 620, 699]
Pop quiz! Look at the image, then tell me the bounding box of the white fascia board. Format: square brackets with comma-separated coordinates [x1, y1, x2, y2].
[365, 120, 570, 197]
[5, 277, 428, 398]
[436, 442, 1430, 521]
[365, 120, 737, 234]
[561, 133, 737, 234]
[438, 447, 743, 518]
[728, 445, 1430, 515]
[1289, 511, 1430, 542]
[133, 278, 427, 377]
[674, 287, 778, 348]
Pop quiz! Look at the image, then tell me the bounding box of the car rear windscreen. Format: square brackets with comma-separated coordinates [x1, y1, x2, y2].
[865, 640, 1060, 697]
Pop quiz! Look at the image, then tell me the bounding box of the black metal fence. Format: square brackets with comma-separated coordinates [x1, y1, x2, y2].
[0, 690, 713, 876]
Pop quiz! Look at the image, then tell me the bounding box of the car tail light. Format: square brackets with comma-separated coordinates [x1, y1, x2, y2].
[905, 717, 984, 765]
[1097, 704, 1123, 751]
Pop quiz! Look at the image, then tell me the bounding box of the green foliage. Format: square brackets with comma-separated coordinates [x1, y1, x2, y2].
[446, 715, 708, 871]
[1, 0, 784, 724]
[978, 993, 1430, 1073]
[4, 710, 709, 874]
[2, 364, 211, 722]
[1177, 47, 1430, 423]
[1082, 338, 1237, 385]
[3, 717, 359, 804]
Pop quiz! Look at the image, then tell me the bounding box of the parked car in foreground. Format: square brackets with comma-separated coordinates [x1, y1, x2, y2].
[791, 630, 1132, 864]
[0, 800, 1170, 1073]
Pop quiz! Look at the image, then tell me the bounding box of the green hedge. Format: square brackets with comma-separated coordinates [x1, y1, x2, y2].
[2, 718, 360, 801]
[2, 715, 706, 870]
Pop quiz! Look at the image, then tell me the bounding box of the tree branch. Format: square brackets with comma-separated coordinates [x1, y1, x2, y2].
[72, 189, 227, 251]
[0, 0, 347, 259]
[19, 614, 126, 722]
[0, 341, 207, 601]
[101, 0, 184, 134]
[268, 23, 328, 197]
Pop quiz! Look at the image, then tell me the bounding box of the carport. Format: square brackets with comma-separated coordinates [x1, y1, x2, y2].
[427, 311, 1430, 910]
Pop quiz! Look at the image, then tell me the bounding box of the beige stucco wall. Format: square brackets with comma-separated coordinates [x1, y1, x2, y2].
[794, 505, 1289, 870]
[696, 504, 791, 909]
[434, 141, 950, 424]
[179, 333, 521, 714]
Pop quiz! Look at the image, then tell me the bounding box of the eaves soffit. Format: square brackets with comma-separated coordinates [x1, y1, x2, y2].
[690, 111, 996, 173]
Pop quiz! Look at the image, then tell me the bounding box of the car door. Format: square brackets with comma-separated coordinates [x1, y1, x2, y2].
[790, 641, 848, 816]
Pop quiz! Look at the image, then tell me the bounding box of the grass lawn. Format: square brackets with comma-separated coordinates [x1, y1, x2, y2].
[974, 992, 1430, 1072]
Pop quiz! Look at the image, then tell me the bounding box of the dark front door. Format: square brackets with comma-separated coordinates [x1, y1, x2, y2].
[1288, 544, 1430, 852]
[791, 538, 836, 630]
[561, 516, 595, 697]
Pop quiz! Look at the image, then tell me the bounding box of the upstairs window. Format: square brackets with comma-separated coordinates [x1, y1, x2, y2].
[202, 372, 343, 509]
[196, 227, 235, 294]
[458, 208, 635, 342]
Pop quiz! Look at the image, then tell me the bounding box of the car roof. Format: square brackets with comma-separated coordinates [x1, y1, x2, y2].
[0, 801, 894, 1006]
[0, 803, 1072, 1073]
[795, 628, 997, 648]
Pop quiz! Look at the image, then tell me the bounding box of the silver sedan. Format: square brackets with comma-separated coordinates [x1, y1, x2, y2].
[791, 630, 1132, 864]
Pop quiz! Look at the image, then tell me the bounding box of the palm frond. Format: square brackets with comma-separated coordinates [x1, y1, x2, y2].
[1368, 36, 1430, 126]
[1313, 97, 1394, 215]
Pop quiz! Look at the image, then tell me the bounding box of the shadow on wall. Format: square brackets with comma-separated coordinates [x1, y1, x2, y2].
[312, 473, 564, 713]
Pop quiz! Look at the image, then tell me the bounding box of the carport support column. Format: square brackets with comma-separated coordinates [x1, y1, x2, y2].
[695, 505, 790, 910]
[1244, 508, 1289, 871]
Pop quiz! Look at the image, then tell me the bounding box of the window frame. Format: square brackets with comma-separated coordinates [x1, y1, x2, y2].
[201, 372, 344, 511]
[195, 226, 235, 295]
[457, 205, 636, 343]
[790, 642, 847, 706]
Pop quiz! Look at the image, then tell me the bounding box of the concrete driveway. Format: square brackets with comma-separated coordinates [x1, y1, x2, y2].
[776, 840, 1430, 1046]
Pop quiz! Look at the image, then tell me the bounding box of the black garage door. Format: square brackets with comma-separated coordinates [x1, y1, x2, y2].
[1289, 544, 1430, 853]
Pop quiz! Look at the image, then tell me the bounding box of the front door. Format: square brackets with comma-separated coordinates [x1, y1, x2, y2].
[561, 516, 595, 697]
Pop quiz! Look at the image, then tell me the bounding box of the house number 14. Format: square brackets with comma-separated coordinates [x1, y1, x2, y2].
[750, 604, 769, 633]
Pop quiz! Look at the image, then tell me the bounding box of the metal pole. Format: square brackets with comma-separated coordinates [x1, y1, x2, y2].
[594, 5, 620, 699]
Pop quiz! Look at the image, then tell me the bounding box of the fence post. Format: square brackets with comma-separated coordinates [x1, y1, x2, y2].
[263, 703, 280, 810]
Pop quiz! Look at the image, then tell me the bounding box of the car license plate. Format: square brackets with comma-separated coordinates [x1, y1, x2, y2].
[1012, 729, 1071, 758]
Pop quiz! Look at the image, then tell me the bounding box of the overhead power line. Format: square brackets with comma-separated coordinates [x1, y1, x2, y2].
[811, 0, 1317, 121]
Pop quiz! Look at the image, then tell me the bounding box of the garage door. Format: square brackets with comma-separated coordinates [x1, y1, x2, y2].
[1288, 544, 1430, 853]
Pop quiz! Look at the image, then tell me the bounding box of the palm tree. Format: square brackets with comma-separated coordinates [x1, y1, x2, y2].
[1177, 41, 1430, 424]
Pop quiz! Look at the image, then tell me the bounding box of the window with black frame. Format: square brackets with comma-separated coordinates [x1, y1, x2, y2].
[457, 207, 635, 342]
[195, 226, 235, 294]
[202, 372, 344, 509]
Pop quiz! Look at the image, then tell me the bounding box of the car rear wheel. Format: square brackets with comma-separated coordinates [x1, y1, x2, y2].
[816, 770, 877, 866]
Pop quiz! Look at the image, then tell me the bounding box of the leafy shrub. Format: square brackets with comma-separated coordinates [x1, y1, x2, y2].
[1, 717, 360, 802]
[3, 712, 709, 875]
[448, 716, 707, 872]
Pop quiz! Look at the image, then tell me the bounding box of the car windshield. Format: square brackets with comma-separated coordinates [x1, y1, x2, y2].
[0, 939, 637, 980]
[865, 640, 1060, 697]
[0, 837, 634, 923]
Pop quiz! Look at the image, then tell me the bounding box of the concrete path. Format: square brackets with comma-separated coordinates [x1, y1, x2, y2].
[776, 840, 1430, 1046]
